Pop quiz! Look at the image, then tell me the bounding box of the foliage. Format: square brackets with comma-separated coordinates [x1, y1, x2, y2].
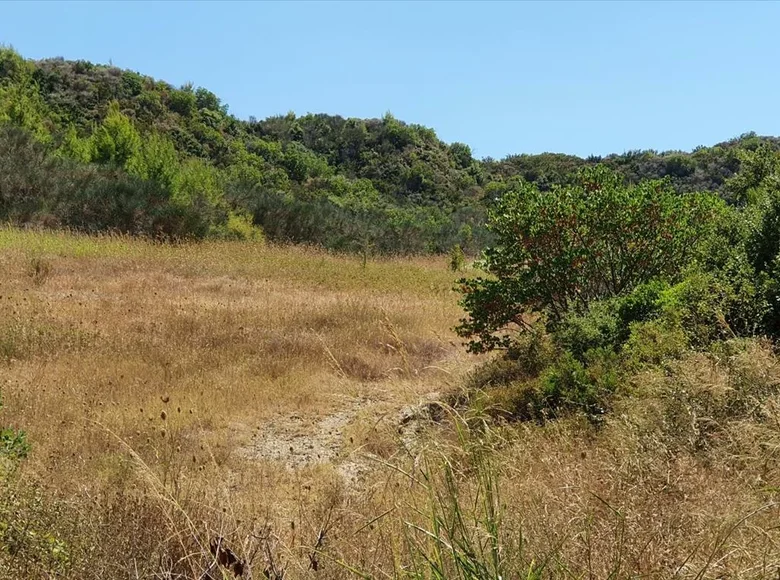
[89, 101, 140, 167]
[0, 394, 28, 461]
[456, 166, 720, 353]
[448, 244, 465, 272]
[458, 151, 780, 423]
[1, 45, 780, 257]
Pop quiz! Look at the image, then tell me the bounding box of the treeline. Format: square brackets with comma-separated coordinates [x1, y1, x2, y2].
[1, 46, 778, 254]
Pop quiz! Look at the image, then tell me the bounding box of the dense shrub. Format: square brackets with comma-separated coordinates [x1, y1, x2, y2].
[3, 47, 774, 256]
[458, 159, 779, 423]
[457, 166, 720, 353]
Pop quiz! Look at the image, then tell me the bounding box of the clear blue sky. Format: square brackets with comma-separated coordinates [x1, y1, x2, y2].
[1, 1, 778, 159]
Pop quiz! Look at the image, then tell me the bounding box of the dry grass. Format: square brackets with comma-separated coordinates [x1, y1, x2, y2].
[0, 228, 779, 579]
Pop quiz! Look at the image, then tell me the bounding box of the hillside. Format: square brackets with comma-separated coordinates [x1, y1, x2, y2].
[1, 46, 778, 254]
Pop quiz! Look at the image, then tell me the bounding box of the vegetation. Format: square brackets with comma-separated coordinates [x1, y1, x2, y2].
[2, 46, 780, 578]
[0, 47, 491, 253]
[457, 126, 780, 428]
[2, 46, 780, 257]
[0, 227, 777, 578]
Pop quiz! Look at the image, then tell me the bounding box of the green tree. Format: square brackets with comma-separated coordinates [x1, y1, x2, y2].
[57, 124, 91, 163]
[90, 101, 140, 167]
[128, 132, 180, 192]
[725, 143, 780, 205]
[456, 167, 721, 352]
[168, 84, 197, 117]
[0, 48, 52, 142]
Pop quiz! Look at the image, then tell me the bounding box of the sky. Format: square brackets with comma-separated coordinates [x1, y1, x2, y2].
[1, 1, 778, 159]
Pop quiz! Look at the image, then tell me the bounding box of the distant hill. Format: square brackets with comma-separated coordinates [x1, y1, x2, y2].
[0, 47, 775, 253]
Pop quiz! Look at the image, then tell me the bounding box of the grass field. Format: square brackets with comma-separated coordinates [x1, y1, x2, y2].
[1, 228, 779, 579]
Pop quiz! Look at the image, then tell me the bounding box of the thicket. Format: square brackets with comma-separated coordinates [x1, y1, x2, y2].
[458, 156, 780, 423]
[2, 46, 780, 255]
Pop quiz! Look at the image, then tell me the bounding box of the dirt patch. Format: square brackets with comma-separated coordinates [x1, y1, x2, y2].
[237, 392, 444, 484]
[237, 396, 372, 482]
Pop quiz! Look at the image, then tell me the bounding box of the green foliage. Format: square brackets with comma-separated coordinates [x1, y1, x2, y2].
[167, 159, 227, 238]
[167, 85, 197, 117]
[90, 101, 140, 167]
[0, 427, 29, 460]
[0, 47, 779, 259]
[57, 124, 91, 162]
[458, 157, 780, 425]
[0, 47, 52, 142]
[555, 300, 620, 362]
[724, 143, 780, 205]
[127, 132, 179, 191]
[657, 272, 735, 347]
[448, 244, 465, 272]
[210, 210, 264, 241]
[621, 318, 688, 368]
[0, 394, 29, 461]
[536, 350, 617, 420]
[457, 166, 720, 353]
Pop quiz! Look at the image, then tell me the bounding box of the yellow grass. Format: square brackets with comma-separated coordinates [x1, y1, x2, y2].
[1, 228, 779, 579]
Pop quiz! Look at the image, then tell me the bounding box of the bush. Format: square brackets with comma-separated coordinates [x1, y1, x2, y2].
[456, 166, 720, 353]
[538, 349, 620, 421]
[555, 300, 620, 362]
[657, 272, 734, 347]
[448, 244, 465, 272]
[621, 319, 688, 368]
[210, 211, 264, 241]
[467, 324, 555, 392]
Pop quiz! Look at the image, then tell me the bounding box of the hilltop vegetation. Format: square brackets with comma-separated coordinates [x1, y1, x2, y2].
[1, 46, 779, 255]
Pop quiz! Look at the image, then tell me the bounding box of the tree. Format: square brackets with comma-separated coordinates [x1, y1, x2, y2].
[456, 166, 721, 353]
[0, 47, 52, 142]
[90, 101, 140, 167]
[168, 85, 197, 117]
[57, 124, 91, 163]
[128, 132, 180, 192]
[725, 143, 780, 205]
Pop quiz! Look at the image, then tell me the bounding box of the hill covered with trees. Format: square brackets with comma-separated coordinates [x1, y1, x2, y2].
[1, 47, 777, 254]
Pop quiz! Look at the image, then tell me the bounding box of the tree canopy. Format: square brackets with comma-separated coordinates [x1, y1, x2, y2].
[0, 47, 778, 254]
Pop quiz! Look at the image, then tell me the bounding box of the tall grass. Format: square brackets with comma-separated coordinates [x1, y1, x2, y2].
[0, 229, 779, 578]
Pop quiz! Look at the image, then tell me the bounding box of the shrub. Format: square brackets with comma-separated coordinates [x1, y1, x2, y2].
[622, 319, 688, 368]
[89, 101, 140, 167]
[210, 211, 264, 241]
[615, 280, 668, 338]
[536, 350, 618, 421]
[555, 300, 620, 362]
[448, 244, 465, 272]
[467, 324, 555, 391]
[456, 166, 720, 353]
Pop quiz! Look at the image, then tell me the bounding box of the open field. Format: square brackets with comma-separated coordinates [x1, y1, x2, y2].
[0, 228, 479, 577]
[1, 229, 780, 579]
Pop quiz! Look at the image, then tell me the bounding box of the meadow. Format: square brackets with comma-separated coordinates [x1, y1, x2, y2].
[1, 228, 779, 579]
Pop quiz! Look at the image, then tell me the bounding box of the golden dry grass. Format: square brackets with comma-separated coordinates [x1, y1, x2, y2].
[1, 228, 779, 579]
